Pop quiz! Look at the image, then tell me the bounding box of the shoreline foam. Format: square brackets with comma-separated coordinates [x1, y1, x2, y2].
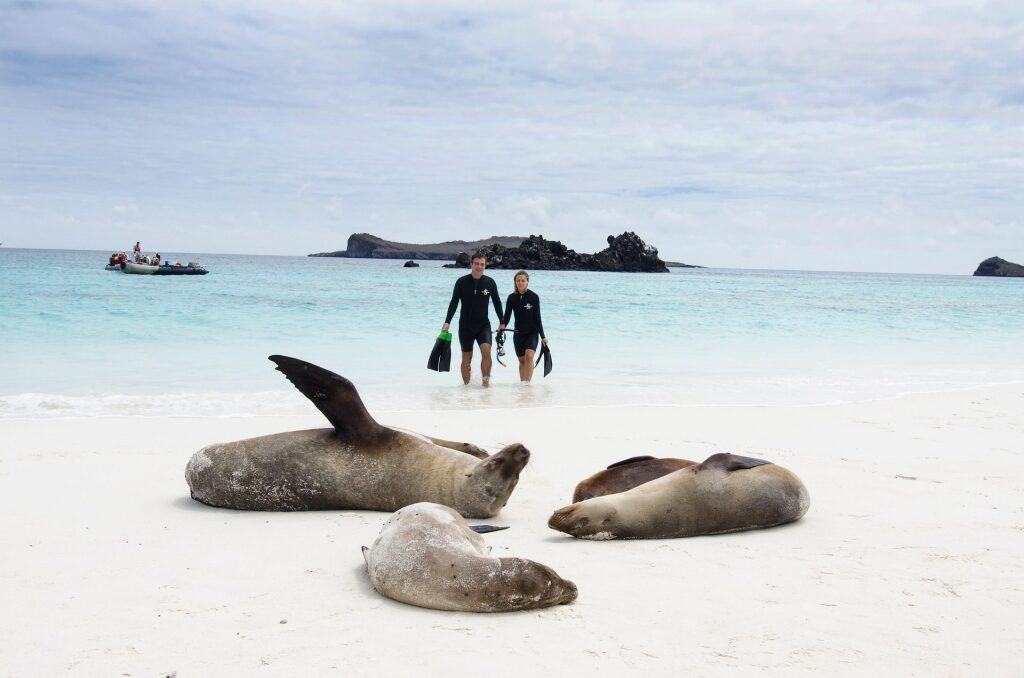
[4, 377, 1024, 420]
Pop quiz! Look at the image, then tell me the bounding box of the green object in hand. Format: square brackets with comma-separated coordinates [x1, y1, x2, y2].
[428, 331, 453, 372]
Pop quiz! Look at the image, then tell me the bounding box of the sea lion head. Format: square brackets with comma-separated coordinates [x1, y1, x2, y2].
[455, 443, 530, 518]
[547, 497, 639, 540]
[487, 558, 578, 610]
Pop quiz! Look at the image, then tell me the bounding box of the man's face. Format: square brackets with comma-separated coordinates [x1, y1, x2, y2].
[471, 257, 486, 277]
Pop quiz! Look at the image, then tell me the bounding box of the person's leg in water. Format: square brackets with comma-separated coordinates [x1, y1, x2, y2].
[522, 349, 536, 382]
[480, 343, 492, 386]
[472, 325, 493, 387]
[458, 326, 478, 385]
[513, 333, 539, 383]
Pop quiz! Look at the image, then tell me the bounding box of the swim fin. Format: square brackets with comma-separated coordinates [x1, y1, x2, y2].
[437, 337, 451, 371]
[428, 331, 453, 372]
[534, 345, 552, 377]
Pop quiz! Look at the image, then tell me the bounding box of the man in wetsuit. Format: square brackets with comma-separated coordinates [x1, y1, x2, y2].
[442, 252, 504, 386]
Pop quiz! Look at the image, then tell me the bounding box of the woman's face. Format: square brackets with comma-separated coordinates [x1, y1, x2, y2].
[515, 274, 529, 294]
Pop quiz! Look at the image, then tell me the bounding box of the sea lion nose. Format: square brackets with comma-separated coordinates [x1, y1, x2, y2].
[559, 579, 579, 604]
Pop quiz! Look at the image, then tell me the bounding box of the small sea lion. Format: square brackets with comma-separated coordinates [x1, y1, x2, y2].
[363, 502, 578, 612]
[549, 453, 809, 539]
[185, 356, 529, 517]
[572, 455, 698, 502]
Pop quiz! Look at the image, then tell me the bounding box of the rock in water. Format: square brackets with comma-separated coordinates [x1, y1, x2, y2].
[445, 232, 670, 272]
[973, 256, 1024, 277]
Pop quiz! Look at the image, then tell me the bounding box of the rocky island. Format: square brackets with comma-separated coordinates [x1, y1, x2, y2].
[309, 233, 526, 260]
[973, 256, 1024, 277]
[310, 231, 701, 272]
[444, 232, 682, 272]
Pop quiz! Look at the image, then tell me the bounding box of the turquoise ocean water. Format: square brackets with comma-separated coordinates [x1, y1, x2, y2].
[2, 247, 1023, 419]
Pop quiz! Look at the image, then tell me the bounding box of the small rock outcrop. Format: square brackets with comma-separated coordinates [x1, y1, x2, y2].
[443, 232, 671, 272]
[973, 256, 1024, 277]
[403, 260, 419, 267]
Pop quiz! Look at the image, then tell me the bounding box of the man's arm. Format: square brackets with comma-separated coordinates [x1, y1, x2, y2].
[534, 293, 545, 338]
[443, 279, 461, 328]
[501, 294, 513, 327]
[490, 279, 504, 321]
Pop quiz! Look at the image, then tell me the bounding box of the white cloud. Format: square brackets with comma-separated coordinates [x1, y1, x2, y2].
[1, 1, 1022, 271]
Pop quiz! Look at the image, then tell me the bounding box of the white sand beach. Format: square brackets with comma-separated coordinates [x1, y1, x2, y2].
[2, 384, 1022, 677]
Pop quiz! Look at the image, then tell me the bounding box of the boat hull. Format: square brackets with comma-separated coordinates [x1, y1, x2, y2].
[120, 262, 158, 274]
[119, 262, 208, 275]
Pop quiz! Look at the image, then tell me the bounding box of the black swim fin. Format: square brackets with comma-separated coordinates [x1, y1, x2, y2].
[428, 331, 453, 372]
[437, 340, 451, 371]
[534, 345, 552, 377]
[427, 341, 442, 370]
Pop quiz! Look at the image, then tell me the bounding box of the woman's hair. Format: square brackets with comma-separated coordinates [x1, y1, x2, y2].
[513, 270, 529, 283]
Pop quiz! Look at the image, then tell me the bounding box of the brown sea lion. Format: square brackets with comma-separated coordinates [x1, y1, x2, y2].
[185, 356, 529, 517]
[549, 453, 809, 539]
[572, 455, 698, 502]
[363, 502, 578, 612]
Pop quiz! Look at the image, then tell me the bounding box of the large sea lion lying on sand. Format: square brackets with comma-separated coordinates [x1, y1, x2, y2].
[185, 356, 530, 517]
[363, 502, 578, 612]
[550, 453, 809, 539]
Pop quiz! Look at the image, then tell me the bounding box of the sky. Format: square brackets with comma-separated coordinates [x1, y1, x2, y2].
[1, 1, 1022, 273]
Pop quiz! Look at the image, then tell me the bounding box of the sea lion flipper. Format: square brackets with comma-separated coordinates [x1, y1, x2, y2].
[606, 455, 657, 470]
[699, 452, 772, 472]
[269, 355, 387, 443]
[421, 435, 490, 459]
[469, 525, 509, 533]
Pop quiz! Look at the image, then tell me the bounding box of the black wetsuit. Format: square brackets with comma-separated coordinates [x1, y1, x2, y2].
[445, 274, 503, 352]
[502, 289, 545, 356]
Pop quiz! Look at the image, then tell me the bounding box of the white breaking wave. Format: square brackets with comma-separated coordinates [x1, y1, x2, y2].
[0, 390, 310, 420]
[2, 372, 1021, 420]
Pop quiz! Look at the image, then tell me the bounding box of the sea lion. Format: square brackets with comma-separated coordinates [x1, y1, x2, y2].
[572, 455, 698, 502]
[363, 502, 578, 612]
[185, 356, 529, 517]
[549, 453, 809, 539]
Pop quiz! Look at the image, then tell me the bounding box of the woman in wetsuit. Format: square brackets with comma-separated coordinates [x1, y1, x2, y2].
[498, 270, 547, 383]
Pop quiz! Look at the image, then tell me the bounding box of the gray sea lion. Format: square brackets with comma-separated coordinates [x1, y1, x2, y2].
[549, 453, 809, 539]
[363, 502, 578, 612]
[185, 356, 529, 517]
[572, 455, 698, 502]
